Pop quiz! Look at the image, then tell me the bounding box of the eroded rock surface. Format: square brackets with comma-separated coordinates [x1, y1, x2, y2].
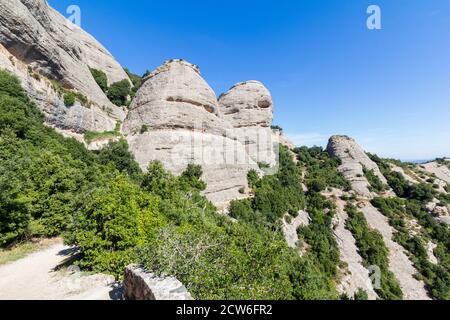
[0, 0, 127, 132]
[327, 135, 390, 198]
[124, 60, 261, 207]
[360, 202, 430, 300]
[323, 189, 378, 300]
[420, 161, 450, 184]
[281, 211, 310, 250]
[218, 81, 276, 165]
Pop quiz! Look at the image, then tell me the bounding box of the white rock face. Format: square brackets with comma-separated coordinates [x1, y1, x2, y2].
[420, 161, 450, 184]
[281, 211, 310, 250]
[327, 135, 390, 198]
[322, 189, 378, 300]
[124, 60, 261, 207]
[0, 0, 128, 132]
[218, 81, 277, 166]
[360, 202, 430, 300]
[123, 60, 230, 136]
[0, 44, 120, 133]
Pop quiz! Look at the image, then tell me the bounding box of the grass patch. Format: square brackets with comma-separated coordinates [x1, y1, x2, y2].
[84, 121, 122, 144]
[84, 131, 121, 144]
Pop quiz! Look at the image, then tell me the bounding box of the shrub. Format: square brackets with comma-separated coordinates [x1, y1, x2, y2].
[63, 92, 76, 106]
[65, 174, 164, 276]
[97, 139, 142, 180]
[353, 289, 369, 300]
[107, 79, 131, 106]
[363, 167, 386, 193]
[179, 164, 207, 191]
[294, 146, 350, 191]
[124, 68, 143, 99]
[90, 68, 108, 93]
[140, 124, 149, 134]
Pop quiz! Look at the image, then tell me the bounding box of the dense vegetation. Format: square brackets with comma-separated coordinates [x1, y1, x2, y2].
[229, 146, 306, 225]
[297, 194, 341, 281]
[107, 79, 131, 107]
[89, 68, 108, 93]
[124, 68, 143, 100]
[363, 167, 387, 193]
[345, 204, 403, 299]
[0, 69, 114, 245]
[294, 146, 351, 192]
[369, 154, 438, 202]
[372, 197, 450, 300]
[0, 70, 343, 300]
[90, 67, 145, 107]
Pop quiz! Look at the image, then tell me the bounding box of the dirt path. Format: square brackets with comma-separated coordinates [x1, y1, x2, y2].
[0, 240, 120, 300]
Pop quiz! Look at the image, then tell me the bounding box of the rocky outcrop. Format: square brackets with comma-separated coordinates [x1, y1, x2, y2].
[360, 202, 430, 300]
[0, 0, 127, 133]
[0, 44, 120, 133]
[124, 60, 261, 207]
[322, 189, 378, 300]
[420, 161, 450, 184]
[218, 81, 277, 166]
[426, 199, 450, 226]
[281, 211, 310, 250]
[327, 135, 390, 198]
[124, 265, 193, 300]
[123, 60, 230, 136]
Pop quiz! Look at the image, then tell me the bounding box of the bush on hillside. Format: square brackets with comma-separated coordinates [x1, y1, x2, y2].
[63, 92, 76, 106]
[107, 79, 131, 106]
[90, 68, 108, 93]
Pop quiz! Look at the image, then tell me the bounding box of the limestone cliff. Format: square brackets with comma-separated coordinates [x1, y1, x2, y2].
[327, 135, 390, 198]
[123, 60, 263, 208]
[218, 81, 277, 166]
[0, 0, 128, 133]
[326, 135, 431, 300]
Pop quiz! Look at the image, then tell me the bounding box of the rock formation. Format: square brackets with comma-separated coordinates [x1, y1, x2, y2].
[420, 160, 450, 184]
[124, 265, 193, 300]
[327, 135, 390, 198]
[281, 211, 310, 251]
[322, 189, 378, 300]
[326, 136, 431, 300]
[123, 60, 264, 207]
[0, 0, 128, 133]
[218, 81, 277, 166]
[360, 203, 430, 300]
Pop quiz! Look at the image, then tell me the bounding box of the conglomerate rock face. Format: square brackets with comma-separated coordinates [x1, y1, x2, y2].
[0, 0, 128, 132]
[218, 81, 277, 166]
[327, 135, 389, 198]
[0, 43, 120, 133]
[122, 60, 230, 136]
[123, 60, 265, 207]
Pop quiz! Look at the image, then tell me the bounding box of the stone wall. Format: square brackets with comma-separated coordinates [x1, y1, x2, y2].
[123, 265, 193, 300]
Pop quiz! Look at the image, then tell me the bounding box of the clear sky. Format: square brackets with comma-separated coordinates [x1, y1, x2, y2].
[49, 0, 450, 161]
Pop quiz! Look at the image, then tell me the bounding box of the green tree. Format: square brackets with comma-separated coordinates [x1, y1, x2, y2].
[107, 79, 131, 106]
[97, 139, 142, 180]
[90, 68, 108, 93]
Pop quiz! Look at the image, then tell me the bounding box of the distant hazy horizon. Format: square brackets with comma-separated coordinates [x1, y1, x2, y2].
[49, 0, 450, 160]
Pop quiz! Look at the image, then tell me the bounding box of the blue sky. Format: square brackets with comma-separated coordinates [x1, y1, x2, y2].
[49, 0, 450, 161]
